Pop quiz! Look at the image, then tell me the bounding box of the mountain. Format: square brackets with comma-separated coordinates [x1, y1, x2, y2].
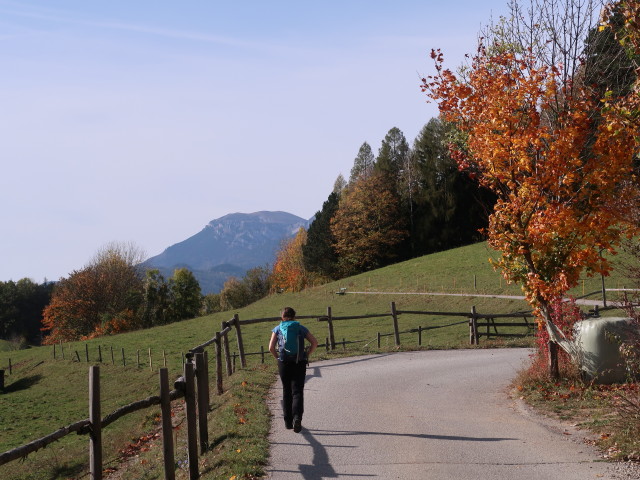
[143, 211, 311, 294]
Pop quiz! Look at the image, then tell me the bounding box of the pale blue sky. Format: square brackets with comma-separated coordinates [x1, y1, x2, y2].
[0, 0, 509, 282]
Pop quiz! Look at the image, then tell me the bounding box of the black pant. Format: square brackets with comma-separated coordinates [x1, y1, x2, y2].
[278, 359, 307, 422]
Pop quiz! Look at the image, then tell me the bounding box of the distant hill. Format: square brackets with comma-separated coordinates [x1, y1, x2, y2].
[143, 211, 311, 294]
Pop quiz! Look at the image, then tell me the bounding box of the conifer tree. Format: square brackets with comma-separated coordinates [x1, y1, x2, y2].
[302, 191, 339, 278]
[349, 142, 375, 183]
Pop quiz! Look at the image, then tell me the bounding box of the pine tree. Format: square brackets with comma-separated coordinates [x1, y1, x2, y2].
[302, 191, 339, 278]
[374, 127, 409, 182]
[349, 142, 375, 183]
[412, 118, 493, 255]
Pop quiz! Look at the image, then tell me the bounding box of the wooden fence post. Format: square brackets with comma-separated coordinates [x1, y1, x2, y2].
[233, 314, 247, 368]
[418, 326, 422, 346]
[221, 322, 232, 377]
[89, 366, 102, 480]
[0, 370, 4, 391]
[260, 345, 265, 364]
[470, 306, 479, 345]
[327, 307, 336, 350]
[8, 358, 11, 375]
[122, 348, 126, 366]
[110, 347, 114, 365]
[377, 332, 381, 349]
[149, 348, 153, 371]
[184, 361, 199, 479]
[85, 344, 89, 362]
[215, 333, 223, 395]
[98, 345, 102, 363]
[159, 368, 175, 480]
[203, 351, 210, 412]
[391, 302, 400, 346]
[195, 353, 209, 454]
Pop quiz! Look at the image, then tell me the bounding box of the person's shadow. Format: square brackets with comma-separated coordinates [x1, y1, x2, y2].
[289, 427, 516, 479]
[297, 429, 374, 479]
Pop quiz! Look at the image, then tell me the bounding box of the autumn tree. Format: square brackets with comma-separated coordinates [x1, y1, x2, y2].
[423, 41, 640, 372]
[42, 243, 146, 342]
[270, 228, 311, 293]
[481, 0, 606, 105]
[331, 172, 408, 276]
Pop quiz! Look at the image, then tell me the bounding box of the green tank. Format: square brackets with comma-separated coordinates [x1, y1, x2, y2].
[573, 317, 639, 384]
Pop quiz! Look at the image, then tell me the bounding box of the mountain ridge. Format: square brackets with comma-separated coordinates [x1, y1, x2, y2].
[143, 211, 311, 293]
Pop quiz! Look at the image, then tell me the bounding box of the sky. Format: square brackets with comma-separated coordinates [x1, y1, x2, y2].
[0, 0, 510, 283]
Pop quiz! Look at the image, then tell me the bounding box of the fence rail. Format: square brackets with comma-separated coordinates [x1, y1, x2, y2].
[1, 299, 609, 478]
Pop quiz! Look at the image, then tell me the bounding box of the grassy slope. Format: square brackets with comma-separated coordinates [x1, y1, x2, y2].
[0, 241, 635, 479]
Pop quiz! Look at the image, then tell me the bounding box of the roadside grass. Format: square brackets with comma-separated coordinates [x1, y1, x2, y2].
[0, 241, 636, 479]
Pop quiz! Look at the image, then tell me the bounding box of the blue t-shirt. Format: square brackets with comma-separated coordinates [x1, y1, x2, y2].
[272, 323, 309, 337]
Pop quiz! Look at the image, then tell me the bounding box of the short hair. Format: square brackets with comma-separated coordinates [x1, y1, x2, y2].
[281, 307, 296, 319]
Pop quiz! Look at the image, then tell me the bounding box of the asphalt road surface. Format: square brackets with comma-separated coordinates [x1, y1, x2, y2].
[265, 349, 621, 480]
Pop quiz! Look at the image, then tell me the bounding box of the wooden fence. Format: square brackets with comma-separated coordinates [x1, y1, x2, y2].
[0, 301, 551, 479]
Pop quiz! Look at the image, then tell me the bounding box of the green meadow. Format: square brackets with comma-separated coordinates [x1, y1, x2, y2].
[0, 241, 635, 479]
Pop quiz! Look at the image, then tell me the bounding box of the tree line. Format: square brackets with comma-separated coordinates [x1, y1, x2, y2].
[0, 279, 53, 347]
[267, 119, 496, 292]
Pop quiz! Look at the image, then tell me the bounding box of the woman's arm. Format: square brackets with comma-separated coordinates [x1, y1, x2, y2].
[268, 332, 279, 360]
[305, 331, 318, 357]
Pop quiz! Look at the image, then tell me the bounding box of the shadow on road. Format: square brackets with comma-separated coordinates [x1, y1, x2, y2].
[309, 428, 517, 442]
[268, 427, 517, 479]
[306, 353, 396, 382]
[269, 429, 377, 480]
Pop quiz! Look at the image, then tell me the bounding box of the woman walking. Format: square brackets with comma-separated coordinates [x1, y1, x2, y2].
[269, 307, 318, 433]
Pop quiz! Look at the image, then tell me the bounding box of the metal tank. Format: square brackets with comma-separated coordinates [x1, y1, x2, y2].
[573, 317, 639, 384]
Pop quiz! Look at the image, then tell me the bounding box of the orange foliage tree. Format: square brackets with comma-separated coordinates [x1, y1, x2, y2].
[423, 44, 640, 346]
[330, 172, 408, 276]
[270, 228, 311, 293]
[42, 249, 144, 343]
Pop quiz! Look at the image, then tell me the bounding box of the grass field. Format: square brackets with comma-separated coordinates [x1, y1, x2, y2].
[0, 241, 636, 479]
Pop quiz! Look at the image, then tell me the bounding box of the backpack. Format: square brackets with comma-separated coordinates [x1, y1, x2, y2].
[278, 320, 305, 363]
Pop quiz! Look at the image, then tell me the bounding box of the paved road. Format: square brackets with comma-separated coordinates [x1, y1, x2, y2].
[266, 349, 618, 480]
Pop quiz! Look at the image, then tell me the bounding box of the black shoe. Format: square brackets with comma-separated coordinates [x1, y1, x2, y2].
[293, 417, 302, 433]
[285, 420, 293, 430]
